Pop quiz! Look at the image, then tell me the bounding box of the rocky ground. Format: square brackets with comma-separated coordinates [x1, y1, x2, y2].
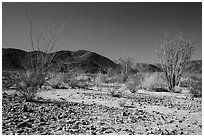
[2, 86, 202, 135]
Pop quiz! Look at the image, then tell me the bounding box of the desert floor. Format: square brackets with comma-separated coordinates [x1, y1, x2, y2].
[2, 85, 202, 135]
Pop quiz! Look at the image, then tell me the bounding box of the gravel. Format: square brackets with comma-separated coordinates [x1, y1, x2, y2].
[2, 90, 202, 135]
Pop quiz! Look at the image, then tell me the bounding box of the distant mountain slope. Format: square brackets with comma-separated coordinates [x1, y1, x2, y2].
[185, 60, 202, 73]
[2, 48, 201, 74]
[2, 48, 27, 70]
[2, 48, 119, 73]
[134, 63, 162, 73]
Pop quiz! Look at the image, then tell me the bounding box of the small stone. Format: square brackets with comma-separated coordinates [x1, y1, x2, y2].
[16, 129, 24, 134]
[57, 127, 63, 130]
[17, 120, 31, 128]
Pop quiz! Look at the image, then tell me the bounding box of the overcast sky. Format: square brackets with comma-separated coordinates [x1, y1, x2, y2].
[2, 2, 202, 63]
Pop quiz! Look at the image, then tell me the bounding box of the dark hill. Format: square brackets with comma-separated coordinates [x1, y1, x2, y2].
[185, 60, 202, 73]
[2, 48, 119, 73]
[2, 48, 27, 70]
[2, 48, 201, 74]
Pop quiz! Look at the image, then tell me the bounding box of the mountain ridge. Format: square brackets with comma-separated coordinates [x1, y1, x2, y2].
[2, 48, 202, 74]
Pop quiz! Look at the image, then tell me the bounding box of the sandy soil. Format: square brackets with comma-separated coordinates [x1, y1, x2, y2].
[2, 87, 202, 135]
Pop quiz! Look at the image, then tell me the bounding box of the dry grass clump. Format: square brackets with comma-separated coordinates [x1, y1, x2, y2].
[108, 86, 123, 98]
[140, 72, 168, 91]
[16, 70, 46, 101]
[68, 73, 90, 89]
[94, 72, 105, 88]
[126, 73, 144, 93]
[48, 72, 67, 89]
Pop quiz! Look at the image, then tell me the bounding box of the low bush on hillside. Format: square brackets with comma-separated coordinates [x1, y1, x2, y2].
[94, 72, 105, 88]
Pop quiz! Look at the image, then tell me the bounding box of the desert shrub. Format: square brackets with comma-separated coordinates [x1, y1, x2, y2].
[126, 73, 144, 93]
[116, 52, 137, 83]
[180, 74, 202, 98]
[15, 11, 64, 101]
[94, 72, 105, 88]
[156, 31, 196, 92]
[48, 72, 67, 89]
[104, 75, 121, 83]
[141, 72, 168, 91]
[106, 67, 118, 77]
[16, 70, 46, 101]
[108, 86, 123, 98]
[68, 73, 90, 89]
[76, 73, 91, 82]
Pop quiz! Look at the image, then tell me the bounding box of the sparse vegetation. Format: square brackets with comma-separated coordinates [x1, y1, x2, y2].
[180, 74, 202, 98]
[126, 73, 144, 93]
[156, 31, 196, 92]
[2, 3, 202, 135]
[48, 72, 67, 89]
[109, 89, 123, 98]
[94, 72, 104, 88]
[68, 73, 90, 89]
[16, 71, 46, 101]
[140, 72, 167, 91]
[16, 10, 64, 101]
[117, 52, 137, 83]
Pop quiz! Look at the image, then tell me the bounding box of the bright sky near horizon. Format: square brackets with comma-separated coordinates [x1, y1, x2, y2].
[2, 2, 202, 63]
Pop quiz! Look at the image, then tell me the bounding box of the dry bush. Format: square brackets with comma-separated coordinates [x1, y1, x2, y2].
[141, 72, 168, 91]
[156, 31, 196, 92]
[104, 75, 121, 83]
[108, 86, 123, 98]
[180, 74, 202, 98]
[116, 52, 137, 83]
[48, 72, 67, 89]
[126, 73, 144, 93]
[68, 73, 90, 89]
[104, 68, 121, 83]
[16, 71, 46, 101]
[16, 10, 64, 101]
[94, 72, 105, 88]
